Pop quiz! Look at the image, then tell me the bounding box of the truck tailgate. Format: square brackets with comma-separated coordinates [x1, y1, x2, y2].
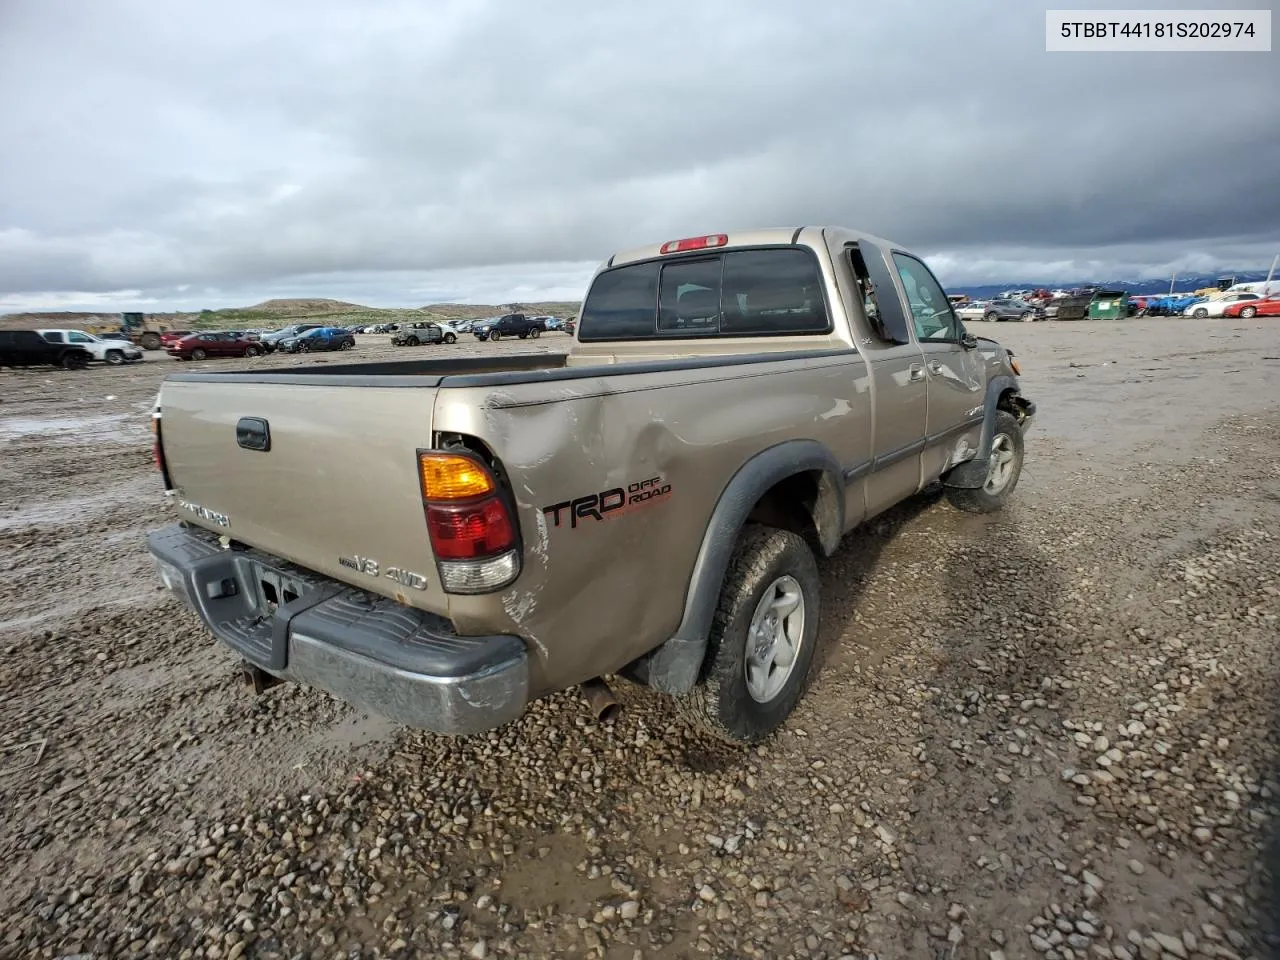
[158, 379, 448, 611]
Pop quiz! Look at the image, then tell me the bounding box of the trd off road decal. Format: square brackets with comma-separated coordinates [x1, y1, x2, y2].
[542, 475, 673, 530]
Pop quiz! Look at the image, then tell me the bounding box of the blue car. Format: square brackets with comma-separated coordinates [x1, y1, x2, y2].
[278, 326, 356, 354]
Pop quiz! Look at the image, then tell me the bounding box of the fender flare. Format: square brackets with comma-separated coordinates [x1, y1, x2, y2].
[634, 439, 844, 695]
[943, 375, 1029, 489]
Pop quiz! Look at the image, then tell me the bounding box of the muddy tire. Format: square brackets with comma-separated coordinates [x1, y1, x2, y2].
[945, 410, 1025, 514]
[191, 348, 207, 361]
[679, 524, 820, 744]
[138, 332, 162, 350]
[61, 352, 89, 370]
[105, 349, 124, 365]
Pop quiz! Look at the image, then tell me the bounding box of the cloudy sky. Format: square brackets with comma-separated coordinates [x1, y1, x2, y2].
[1, 0, 1276, 312]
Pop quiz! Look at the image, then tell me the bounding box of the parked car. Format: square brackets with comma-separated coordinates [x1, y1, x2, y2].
[1184, 293, 1261, 318]
[167, 331, 264, 361]
[160, 330, 194, 348]
[391, 322, 458, 346]
[260, 323, 324, 352]
[277, 327, 356, 353]
[1223, 295, 1280, 319]
[981, 298, 1036, 322]
[955, 301, 989, 322]
[0, 330, 92, 370]
[147, 224, 1036, 745]
[473, 313, 544, 341]
[37, 328, 144, 365]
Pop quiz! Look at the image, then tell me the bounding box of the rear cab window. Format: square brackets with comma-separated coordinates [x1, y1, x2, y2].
[578, 246, 831, 342]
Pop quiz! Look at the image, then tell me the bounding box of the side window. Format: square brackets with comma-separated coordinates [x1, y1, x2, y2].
[720, 249, 828, 335]
[658, 257, 721, 334]
[68, 332, 92, 343]
[847, 245, 911, 345]
[41, 332, 62, 343]
[579, 261, 660, 341]
[892, 253, 959, 342]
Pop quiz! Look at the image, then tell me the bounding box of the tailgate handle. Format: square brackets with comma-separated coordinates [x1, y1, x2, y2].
[236, 417, 271, 452]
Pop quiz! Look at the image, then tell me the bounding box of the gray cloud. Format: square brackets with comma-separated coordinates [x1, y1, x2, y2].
[1, 0, 1276, 310]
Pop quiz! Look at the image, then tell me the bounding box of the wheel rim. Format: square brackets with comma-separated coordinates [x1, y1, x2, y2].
[984, 433, 1017, 494]
[744, 575, 806, 704]
[193, 350, 205, 360]
[1194, 309, 1207, 318]
[1242, 307, 1256, 318]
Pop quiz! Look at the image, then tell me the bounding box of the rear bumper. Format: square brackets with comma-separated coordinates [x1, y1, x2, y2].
[147, 523, 529, 735]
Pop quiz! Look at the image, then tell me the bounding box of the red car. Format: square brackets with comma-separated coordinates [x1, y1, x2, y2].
[158, 329, 193, 347]
[1222, 295, 1280, 319]
[167, 331, 264, 361]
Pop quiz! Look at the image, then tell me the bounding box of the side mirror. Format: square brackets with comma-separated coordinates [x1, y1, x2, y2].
[961, 332, 978, 350]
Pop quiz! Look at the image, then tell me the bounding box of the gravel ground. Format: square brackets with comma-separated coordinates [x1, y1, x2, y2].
[1, 318, 1278, 960]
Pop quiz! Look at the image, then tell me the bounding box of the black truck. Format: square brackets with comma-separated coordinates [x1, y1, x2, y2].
[472, 313, 544, 342]
[0, 330, 93, 370]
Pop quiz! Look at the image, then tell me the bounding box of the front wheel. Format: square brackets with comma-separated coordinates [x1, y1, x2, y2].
[1021, 312, 1033, 322]
[105, 350, 125, 365]
[490, 331, 502, 341]
[1193, 308, 1208, 319]
[444, 333, 456, 344]
[679, 525, 820, 744]
[1240, 306, 1258, 318]
[945, 410, 1025, 514]
[243, 345, 261, 357]
[341, 339, 353, 349]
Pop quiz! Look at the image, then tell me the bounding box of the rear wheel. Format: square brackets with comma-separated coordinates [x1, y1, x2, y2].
[945, 410, 1025, 514]
[1240, 306, 1258, 318]
[191, 348, 207, 361]
[679, 524, 820, 744]
[105, 349, 125, 365]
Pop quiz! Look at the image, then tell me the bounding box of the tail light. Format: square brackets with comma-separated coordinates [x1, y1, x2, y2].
[417, 450, 520, 594]
[660, 234, 727, 254]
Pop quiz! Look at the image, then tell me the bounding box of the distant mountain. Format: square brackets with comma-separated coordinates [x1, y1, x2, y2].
[948, 272, 1272, 300]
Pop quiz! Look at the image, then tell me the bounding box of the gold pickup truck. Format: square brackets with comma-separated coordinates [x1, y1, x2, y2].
[147, 227, 1036, 743]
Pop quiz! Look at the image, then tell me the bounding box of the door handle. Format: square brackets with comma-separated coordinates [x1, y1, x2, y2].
[928, 360, 944, 375]
[909, 364, 925, 381]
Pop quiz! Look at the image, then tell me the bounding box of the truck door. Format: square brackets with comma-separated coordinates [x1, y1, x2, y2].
[846, 241, 929, 519]
[888, 251, 986, 484]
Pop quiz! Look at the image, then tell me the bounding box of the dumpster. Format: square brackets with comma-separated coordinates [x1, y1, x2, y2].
[1088, 289, 1128, 321]
[1054, 293, 1094, 320]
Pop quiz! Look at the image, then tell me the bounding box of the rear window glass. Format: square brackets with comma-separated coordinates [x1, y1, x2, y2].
[578, 247, 829, 342]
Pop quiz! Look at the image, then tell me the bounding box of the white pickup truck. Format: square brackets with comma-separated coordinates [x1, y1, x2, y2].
[38, 329, 144, 365]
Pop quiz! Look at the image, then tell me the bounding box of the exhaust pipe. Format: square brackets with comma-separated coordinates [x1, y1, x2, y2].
[581, 677, 620, 723]
[242, 661, 283, 696]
